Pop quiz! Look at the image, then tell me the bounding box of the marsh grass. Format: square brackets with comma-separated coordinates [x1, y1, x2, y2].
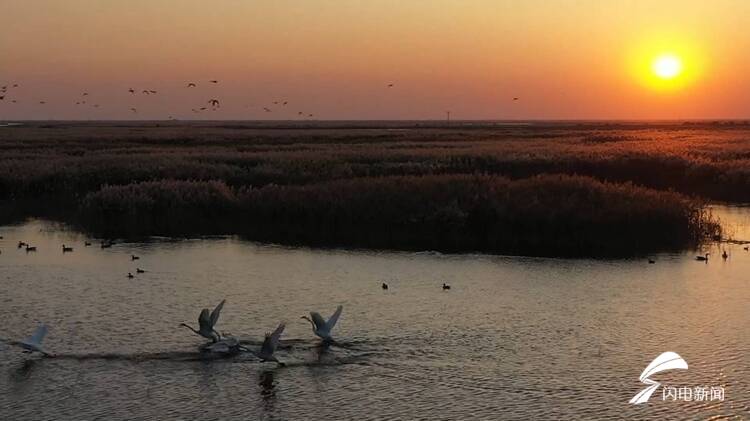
[0, 122, 734, 255]
[78, 175, 719, 256]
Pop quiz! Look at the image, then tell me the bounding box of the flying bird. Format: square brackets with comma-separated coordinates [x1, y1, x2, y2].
[39, 101, 46, 104]
[6, 324, 53, 357]
[142, 90, 150, 95]
[513, 97, 519, 101]
[128, 88, 135, 94]
[149, 90, 157, 94]
[301, 305, 343, 342]
[208, 99, 220, 108]
[130, 108, 137, 113]
[82, 93, 88, 96]
[187, 83, 196, 88]
[180, 299, 226, 342]
[387, 83, 394, 88]
[0, 96, 4, 101]
[263, 107, 271, 112]
[209, 80, 218, 84]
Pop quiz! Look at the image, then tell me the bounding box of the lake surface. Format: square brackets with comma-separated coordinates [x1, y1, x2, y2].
[1, 207, 748, 420]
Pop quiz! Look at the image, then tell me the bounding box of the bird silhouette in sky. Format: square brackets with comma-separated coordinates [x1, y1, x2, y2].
[388, 83, 394, 88]
[263, 107, 271, 112]
[39, 101, 46, 104]
[0, 96, 4, 101]
[208, 99, 220, 107]
[130, 107, 137, 113]
[187, 83, 196, 88]
[209, 80, 218, 84]
[128, 88, 135, 94]
[149, 90, 157, 94]
[82, 92, 88, 96]
[142, 90, 150, 94]
[513, 97, 519, 101]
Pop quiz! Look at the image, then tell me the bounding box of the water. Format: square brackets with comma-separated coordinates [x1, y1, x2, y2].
[0, 207, 748, 420]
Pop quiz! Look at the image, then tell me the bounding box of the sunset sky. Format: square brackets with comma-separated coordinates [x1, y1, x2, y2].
[1, 0, 749, 120]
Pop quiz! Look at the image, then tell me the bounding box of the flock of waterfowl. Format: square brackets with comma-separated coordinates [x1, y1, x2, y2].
[0, 80, 401, 119]
[0, 79, 322, 119]
[0, 80, 522, 119]
[2, 236, 451, 366]
[5, 232, 735, 364]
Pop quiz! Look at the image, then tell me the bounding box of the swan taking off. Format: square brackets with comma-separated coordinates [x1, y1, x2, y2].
[301, 305, 342, 342]
[255, 322, 286, 364]
[201, 336, 241, 355]
[180, 299, 226, 342]
[9, 324, 52, 357]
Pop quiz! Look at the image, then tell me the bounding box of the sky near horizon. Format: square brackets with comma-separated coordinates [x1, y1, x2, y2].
[1, 0, 749, 120]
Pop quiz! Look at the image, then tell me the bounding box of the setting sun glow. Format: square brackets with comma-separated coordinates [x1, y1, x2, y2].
[653, 54, 683, 79]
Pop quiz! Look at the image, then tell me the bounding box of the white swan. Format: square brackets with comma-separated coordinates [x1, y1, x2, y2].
[9, 324, 53, 357]
[253, 322, 286, 364]
[180, 299, 225, 342]
[301, 305, 342, 342]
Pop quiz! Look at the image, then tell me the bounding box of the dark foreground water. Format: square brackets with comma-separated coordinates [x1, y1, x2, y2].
[0, 207, 748, 420]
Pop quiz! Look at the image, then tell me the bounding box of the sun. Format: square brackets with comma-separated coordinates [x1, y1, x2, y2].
[652, 54, 683, 79]
[627, 33, 706, 92]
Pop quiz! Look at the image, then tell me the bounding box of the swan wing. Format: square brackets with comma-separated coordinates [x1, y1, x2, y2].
[26, 324, 48, 346]
[310, 312, 326, 330]
[261, 323, 285, 356]
[198, 308, 211, 330]
[325, 305, 343, 331]
[209, 299, 226, 328]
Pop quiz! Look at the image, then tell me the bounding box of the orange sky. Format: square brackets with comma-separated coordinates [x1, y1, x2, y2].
[1, 0, 749, 120]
